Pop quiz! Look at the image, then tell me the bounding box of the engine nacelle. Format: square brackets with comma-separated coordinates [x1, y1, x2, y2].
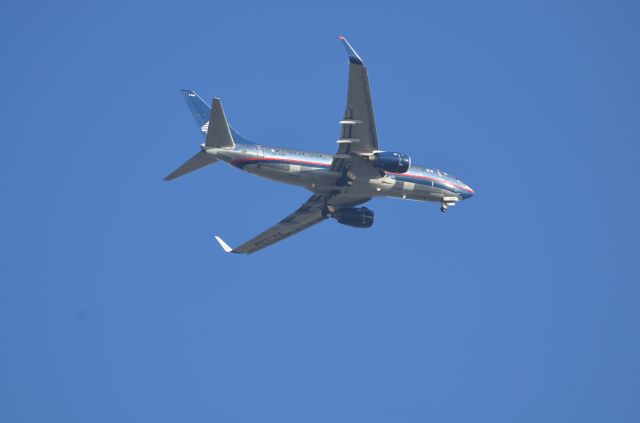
[372, 151, 411, 173]
[333, 207, 374, 228]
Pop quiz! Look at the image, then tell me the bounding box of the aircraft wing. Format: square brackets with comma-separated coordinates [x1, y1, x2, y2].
[332, 36, 379, 172]
[215, 193, 369, 254]
[215, 194, 327, 254]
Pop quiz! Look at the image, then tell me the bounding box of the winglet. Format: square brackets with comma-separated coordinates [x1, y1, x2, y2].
[338, 35, 364, 65]
[214, 235, 235, 253]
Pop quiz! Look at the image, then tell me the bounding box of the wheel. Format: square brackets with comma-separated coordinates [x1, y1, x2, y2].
[440, 205, 448, 213]
[346, 171, 356, 180]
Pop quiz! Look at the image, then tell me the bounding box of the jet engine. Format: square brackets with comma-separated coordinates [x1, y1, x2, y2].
[333, 207, 374, 228]
[372, 152, 411, 173]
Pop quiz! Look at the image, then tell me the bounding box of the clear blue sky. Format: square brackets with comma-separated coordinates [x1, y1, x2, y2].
[2, 0, 639, 421]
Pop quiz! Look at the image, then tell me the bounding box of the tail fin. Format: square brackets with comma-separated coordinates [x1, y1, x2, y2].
[180, 89, 210, 130]
[180, 89, 254, 144]
[165, 95, 233, 181]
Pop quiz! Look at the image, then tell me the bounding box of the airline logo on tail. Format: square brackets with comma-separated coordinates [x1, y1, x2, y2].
[201, 122, 209, 134]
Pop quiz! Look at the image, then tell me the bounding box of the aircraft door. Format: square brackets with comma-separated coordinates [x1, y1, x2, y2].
[256, 145, 264, 159]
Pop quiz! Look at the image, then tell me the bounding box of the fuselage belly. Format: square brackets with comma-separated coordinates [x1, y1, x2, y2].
[207, 143, 474, 203]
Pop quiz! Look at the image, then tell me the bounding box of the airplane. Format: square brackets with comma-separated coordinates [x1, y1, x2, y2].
[165, 36, 474, 254]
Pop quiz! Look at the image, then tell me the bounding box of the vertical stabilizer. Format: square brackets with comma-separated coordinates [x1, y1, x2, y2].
[181, 89, 254, 144]
[180, 89, 210, 129]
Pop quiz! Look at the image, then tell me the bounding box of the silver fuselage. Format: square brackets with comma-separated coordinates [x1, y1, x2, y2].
[207, 142, 474, 202]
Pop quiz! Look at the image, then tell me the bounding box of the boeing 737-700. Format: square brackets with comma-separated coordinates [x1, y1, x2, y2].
[165, 36, 474, 254]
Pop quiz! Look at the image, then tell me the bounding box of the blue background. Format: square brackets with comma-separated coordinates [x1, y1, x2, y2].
[3, 0, 639, 421]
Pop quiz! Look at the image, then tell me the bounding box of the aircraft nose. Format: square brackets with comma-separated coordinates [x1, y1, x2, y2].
[463, 185, 475, 199]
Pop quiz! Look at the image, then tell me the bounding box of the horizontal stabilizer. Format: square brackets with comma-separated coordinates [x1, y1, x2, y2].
[164, 151, 218, 181]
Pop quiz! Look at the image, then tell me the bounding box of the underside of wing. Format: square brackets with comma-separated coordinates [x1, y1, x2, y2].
[214, 193, 370, 255]
[336, 37, 378, 154]
[215, 194, 326, 254]
[332, 36, 379, 173]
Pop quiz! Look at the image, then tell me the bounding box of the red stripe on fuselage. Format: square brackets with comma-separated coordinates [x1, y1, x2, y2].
[390, 172, 474, 193]
[231, 157, 474, 194]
